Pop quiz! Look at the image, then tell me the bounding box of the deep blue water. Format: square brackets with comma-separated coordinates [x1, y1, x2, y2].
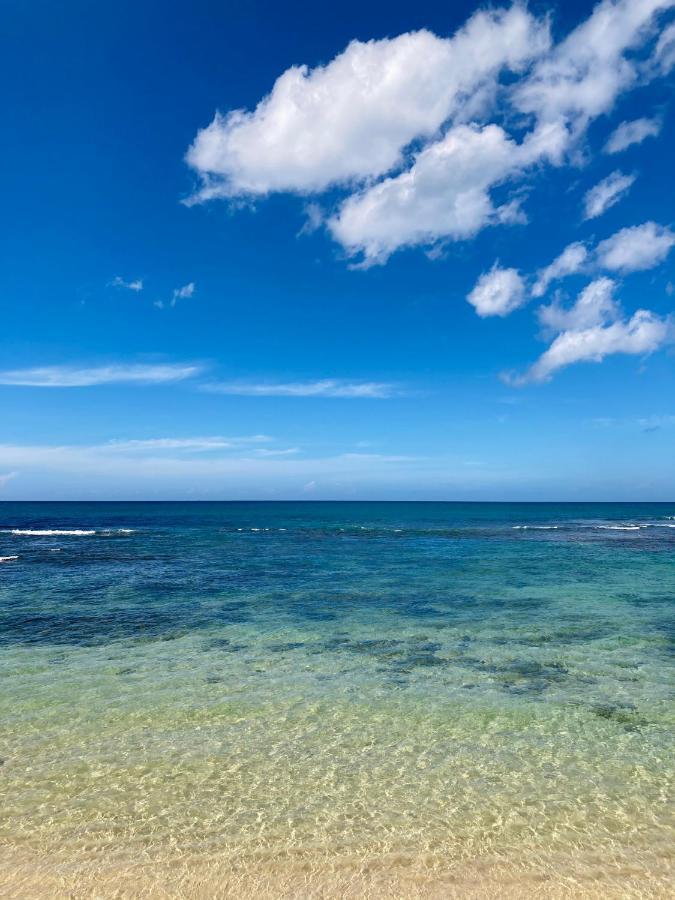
[1, 501, 675, 650]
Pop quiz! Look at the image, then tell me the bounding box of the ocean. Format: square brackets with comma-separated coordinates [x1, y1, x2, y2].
[0, 502, 673, 897]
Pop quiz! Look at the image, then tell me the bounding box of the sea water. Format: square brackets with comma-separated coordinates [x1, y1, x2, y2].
[0, 502, 673, 896]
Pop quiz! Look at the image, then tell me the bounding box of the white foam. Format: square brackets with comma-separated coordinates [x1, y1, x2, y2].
[0, 555, 19, 562]
[595, 525, 640, 531]
[512, 525, 558, 530]
[4, 529, 97, 536]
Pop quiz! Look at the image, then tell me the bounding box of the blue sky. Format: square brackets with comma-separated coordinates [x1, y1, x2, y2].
[1, 0, 674, 500]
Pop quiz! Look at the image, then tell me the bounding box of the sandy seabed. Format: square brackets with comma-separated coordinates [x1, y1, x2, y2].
[1, 846, 673, 900]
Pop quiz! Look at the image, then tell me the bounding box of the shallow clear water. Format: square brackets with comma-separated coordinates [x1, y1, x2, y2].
[0, 502, 674, 894]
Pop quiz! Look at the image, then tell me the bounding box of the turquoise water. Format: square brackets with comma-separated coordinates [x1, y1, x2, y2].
[0, 502, 674, 894]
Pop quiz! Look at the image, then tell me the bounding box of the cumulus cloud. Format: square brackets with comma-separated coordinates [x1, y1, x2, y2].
[532, 221, 674, 296]
[186, 0, 674, 264]
[0, 364, 203, 387]
[328, 120, 572, 264]
[329, 124, 534, 264]
[202, 379, 398, 398]
[604, 116, 662, 152]
[596, 221, 675, 272]
[538, 277, 620, 332]
[186, 5, 550, 199]
[333, 0, 674, 264]
[111, 276, 143, 292]
[532, 242, 589, 297]
[467, 264, 526, 317]
[510, 275, 672, 384]
[582, 170, 635, 219]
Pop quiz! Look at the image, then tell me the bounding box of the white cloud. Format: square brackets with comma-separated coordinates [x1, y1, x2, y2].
[202, 379, 398, 398]
[186, 0, 674, 264]
[467, 264, 526, 317]
[638, 413, 675, 429]
[515, 309, 671, 383]
[104, 435, 272, 452]
[655, 20, 675, 70]
[533, 221, 675, 295]
[172, 282, 195, 304]
[328, 122, 565, 265]
[596, 221, 675, 272]
[253, 447, 300, 457]
[0, 364, 203, 387]
[186, 5, 550, 199]
[297, 203, 324, 236]
[512, 0, 673, 129]
[532, 242, 589, 297]
[0, 471, 18, 488]
[582, 170, 635, 219]
[604, 116, 662, 153]
[511, 275, 672, 384]
[154, 283, 196, 310]
[111, 276, 143, 292]
[538, 277, 620, 332]
[0, 443, 431, 500]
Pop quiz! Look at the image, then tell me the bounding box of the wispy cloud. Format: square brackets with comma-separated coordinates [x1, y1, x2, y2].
[111, 276, 143, 292]
[604, 116, 662, 154]
[253, 447, 300, 456]
[202, 379, 399, 398]
[596, 222, 675, 273]
[656, 21, 675, 71]
[591, 414, 675, 432]
[582, 171, 635, 220]
[532, 242, 589, 299]
[155, 282, 196, 310]
[0, 471, 18, 488]
[0, 363, 203, 387]
[297, 203, 324, 236]
[0, 443, 432, 500]
[104, 435, 272, 452]
[172, 282, 195, 305]
[638, 415, 675, 432]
